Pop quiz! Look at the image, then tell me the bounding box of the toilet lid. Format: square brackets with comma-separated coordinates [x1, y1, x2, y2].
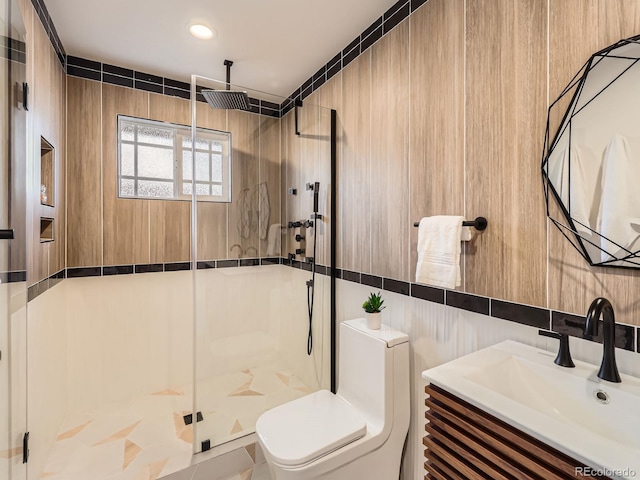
[256, 390, 367, 467]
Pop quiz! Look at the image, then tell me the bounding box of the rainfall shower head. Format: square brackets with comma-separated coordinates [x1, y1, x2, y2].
[201, 60, 251, 111]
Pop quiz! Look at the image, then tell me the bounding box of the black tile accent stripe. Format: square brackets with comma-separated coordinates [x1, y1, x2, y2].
[301, 261, 313, 272]
[27, 284, 38, 302]
[165, 78, 190, 90]
[30, 0, 66, 68]
[165, 262, 191, 272]
[491, 299, 550, 330]
[278, 0, 431, 116]
[135, 80, 163, 94]
[68, 56, 101, 70]
[361, 26, 383, 52]
[217, 259, 239, 268]
[342, 270, 360, 283]
[291, 260, 302, 269]
[383, 278, 410, 296]
[260, 257, 281, 266]
[163, 86, 190, 100]
[240, 258, 260, 267]
[67, 267, 101, 278]
[361, 273, 382, 289]
[446, 290, 490, 316]
[135, 71, 163, 84]
[103, 73, 133, 88]
[315, 264, 327, 276]
[67, 65, 101, 81]
[197, 261, 216, 270]
[411, 0, 429, 12]
[383, 2, 410, 34]
[103, 63, 133, 78]
[134, 263, 163, 274]
[411, 283, 445, 304]
[552, 311, 635, 352]
[0, 271, 27, 283]
[103, 265, 134, 276]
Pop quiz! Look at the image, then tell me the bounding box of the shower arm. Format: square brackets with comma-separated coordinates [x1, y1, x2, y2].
[224, 59, 233, 91]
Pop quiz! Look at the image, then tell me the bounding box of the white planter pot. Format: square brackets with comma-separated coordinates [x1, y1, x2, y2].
[365, 312, 381, 330]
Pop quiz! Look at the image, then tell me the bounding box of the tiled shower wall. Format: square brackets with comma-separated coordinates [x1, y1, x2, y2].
[299, 0, 640, 327]
[25, 264, 330, 479]
[65, 77, 282, 269]
[18, 0, 67, 288]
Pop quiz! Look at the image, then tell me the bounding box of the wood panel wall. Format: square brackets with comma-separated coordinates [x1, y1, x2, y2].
[66, 82, 281, 267]
[22, 0, 66, 286]
[292, 0, 640, 325]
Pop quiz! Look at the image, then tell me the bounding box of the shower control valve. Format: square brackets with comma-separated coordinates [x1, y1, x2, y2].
[296, 248, 305, 255]
[288, 221, 302, 228]
[295, 234, 305, 242]
[303, 220, 314, 228]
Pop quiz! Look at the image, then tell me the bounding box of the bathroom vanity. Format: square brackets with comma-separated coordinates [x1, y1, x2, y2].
[422, 341, 640, 480]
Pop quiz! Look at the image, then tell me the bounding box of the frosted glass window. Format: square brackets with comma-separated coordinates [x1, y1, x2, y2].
[117, 116, 231, 202]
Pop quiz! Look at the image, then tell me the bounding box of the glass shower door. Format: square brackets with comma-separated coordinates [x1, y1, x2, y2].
[190, 74, 333, 454]
[0, 0, 27, 478]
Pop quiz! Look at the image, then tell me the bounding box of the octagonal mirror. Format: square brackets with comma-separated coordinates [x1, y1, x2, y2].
[542, 34, 640, 268]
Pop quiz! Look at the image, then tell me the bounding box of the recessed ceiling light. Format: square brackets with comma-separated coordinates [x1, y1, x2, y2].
[190, 24, 215, 40]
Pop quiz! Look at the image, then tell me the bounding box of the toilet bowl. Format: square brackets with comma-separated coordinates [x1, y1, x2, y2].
[256, 318, 410, 480]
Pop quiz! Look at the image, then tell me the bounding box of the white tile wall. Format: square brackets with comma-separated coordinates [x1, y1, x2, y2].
[336, 279, 640, 480]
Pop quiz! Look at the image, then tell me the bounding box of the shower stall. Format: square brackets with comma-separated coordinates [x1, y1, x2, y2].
[1, 25, 337, 477]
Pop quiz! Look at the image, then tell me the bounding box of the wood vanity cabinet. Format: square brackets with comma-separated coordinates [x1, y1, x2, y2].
[424, 385, 611, 480]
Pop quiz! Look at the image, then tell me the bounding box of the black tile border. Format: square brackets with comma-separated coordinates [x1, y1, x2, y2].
[383, 278, 410, 296]
[21, 257, 640, 356]
[361, 273, 382, 289]
[280, 0, 425, 115]
[197, 261, 216, 270]
[323, 262, 640, 356]
[65, 56, 284, 118]
[67, 266, 101, 278]
[240, 258, 260, 267]
[491, 299, 550, 330]
[103, 265, 134, 276]
[134, 263, 163, 274]
[30, 0, 66, 69]
[446, 290, 490, 316]
[260, 257, 282, 266]
[0, 270, 27, 283]
[217, 259, 239, 268]
[411, 283, 444, 304]
[165, 262, 192, 272]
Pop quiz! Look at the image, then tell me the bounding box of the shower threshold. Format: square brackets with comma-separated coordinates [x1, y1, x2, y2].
[41, 361, 311, 480]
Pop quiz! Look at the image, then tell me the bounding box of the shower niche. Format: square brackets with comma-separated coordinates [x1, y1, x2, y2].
[40, 136, 54, 206]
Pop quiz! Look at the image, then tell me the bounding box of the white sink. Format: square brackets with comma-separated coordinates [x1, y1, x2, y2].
[422, 340, 640, 480]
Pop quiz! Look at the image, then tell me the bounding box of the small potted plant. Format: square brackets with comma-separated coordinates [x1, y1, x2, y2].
[362, 291, 385, 330]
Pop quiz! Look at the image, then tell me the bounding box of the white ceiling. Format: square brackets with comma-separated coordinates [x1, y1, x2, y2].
[46, 0, 398, 99]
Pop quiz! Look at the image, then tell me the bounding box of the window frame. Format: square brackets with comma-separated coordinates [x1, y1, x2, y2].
[116, 115, 232, 203]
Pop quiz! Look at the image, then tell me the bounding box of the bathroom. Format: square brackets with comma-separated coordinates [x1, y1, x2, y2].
[1, 0, 640, 479]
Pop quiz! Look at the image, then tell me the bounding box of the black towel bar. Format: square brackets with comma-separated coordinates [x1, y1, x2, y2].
[413, 217, 488, 231]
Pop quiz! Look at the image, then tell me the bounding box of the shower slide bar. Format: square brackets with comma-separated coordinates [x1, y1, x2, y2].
[412, 217, 488, 231]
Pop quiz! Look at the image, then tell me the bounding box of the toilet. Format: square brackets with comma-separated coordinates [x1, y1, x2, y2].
[256, 318, 410, 480]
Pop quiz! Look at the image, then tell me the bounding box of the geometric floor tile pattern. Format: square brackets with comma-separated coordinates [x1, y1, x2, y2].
[42, 360, 309, 479]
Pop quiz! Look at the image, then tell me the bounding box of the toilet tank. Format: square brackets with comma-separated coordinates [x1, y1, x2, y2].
[337, 319, 409, 429]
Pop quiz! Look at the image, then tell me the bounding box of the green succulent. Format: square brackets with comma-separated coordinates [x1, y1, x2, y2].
[362, 291, 386, 314]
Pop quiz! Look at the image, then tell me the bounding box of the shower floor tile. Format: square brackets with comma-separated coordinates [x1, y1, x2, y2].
[42, 360, 309, 480]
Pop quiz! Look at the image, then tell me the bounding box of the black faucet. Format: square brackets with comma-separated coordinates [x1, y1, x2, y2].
[584, 297, 621, 383]
[538, 330, 574, 367]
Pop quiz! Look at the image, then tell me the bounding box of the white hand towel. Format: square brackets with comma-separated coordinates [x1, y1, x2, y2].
[597, 134, 640, 262]
[416, 216, 464, 289]
[266, 223, 282, 256]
